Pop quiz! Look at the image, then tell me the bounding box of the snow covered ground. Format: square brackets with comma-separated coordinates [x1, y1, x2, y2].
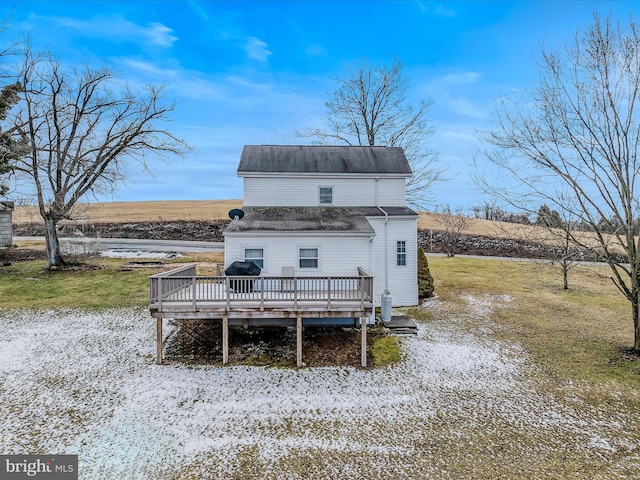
[1, 299, 638, 479]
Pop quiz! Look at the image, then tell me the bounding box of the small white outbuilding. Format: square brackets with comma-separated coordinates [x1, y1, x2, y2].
[0, 201, 14, 248]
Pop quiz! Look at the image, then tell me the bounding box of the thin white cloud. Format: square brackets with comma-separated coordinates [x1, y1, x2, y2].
[440, 124, 478, 142]
[244, 36, 272, 61]
[144, 22, 178, 47]
[119, 59, 179, 77]
[187, 0, 210, 21]
[418, 69, 488, 119]
[28, 14, 178, 48]
[442, 71, 483, 85]
[443, 95, 488, 119]
[434, 4, 457, 17]
[416, 1, 456, 17]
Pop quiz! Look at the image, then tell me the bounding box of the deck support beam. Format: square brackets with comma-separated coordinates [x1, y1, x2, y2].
[156, 318, 163, 364]
[361, 316, 367, 367]
[296, 316, 303, 367]
[222, 316, 229, 364]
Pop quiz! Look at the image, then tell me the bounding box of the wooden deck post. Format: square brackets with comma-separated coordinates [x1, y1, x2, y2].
[156, 318, 163, 365]
[361, 316, 367, 367]
[222, 316, 229, 364]
[297, 316, 303, 367]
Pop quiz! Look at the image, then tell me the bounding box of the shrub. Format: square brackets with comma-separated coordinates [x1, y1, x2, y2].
[418, 246, 435, 299]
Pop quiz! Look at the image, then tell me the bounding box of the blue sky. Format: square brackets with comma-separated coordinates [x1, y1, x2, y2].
[4, 0, 638, 210]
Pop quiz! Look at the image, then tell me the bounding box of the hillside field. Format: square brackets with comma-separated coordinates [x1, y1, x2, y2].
[13, 199, 545, 241]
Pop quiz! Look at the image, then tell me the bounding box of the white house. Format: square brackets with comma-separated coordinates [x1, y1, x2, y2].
[224, 145, 419, 308]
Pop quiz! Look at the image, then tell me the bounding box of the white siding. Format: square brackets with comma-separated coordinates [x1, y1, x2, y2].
[366, 216, 418, 307]
[225, 234, 371, 277]
[228, 169, 418, 308]
[243, 176, 406, 206]
[225, 217, 418, 307]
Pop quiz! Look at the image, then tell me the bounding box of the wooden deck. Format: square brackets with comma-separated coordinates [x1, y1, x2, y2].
[149, 264, 374, 366]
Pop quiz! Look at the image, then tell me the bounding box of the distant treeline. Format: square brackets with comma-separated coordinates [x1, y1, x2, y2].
[472, 202, 639, 234]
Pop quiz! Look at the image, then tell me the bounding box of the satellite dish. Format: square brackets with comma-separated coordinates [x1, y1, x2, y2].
[228, 208, 245, 220]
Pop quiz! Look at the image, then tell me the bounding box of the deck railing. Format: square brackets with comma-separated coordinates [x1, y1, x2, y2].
[150, 264, 373, 311]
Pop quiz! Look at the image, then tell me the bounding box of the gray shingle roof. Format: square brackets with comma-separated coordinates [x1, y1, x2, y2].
[224, 206, 417, 235]
[238, 145, 412, 175]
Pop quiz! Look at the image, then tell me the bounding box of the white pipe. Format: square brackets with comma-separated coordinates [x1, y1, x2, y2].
[377, 206, 389, 292]
[374, 176, 389, 292]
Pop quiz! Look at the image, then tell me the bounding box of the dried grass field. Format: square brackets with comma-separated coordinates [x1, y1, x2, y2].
[13, 200, 244, 224]
[14, 199, 543, 242]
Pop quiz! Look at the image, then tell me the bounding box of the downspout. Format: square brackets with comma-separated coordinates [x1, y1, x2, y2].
[375, 175, 389, 293]
[378, 206, 389, 293]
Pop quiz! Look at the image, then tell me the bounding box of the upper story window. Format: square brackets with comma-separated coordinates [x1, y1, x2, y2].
[299, 248, 319, 268]
[244, 248, 264, 269]
[319, 187, 333, 205]
[396, 241, 407, 266]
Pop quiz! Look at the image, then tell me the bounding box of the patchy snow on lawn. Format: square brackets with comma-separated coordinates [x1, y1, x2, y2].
[0, 305, 637, 479]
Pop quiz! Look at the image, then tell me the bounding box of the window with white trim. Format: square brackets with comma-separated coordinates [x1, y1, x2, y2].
[396, 241, 407, 266]
[299, 248, 319, 268]
[244, 248, 264, 269]
[319, 187, 333, 205]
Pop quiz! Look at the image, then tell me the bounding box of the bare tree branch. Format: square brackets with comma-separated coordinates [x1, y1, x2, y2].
[297, 57, 443, 208]
[434, 204, 469, 257]
[5, 50, 191, 267]
[478, 13, 640, 350]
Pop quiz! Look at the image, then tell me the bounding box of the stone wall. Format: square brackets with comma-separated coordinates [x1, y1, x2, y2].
[13, 219, 230, 242]
[418, 229, 608, 261]
[11, 219, 618, 262]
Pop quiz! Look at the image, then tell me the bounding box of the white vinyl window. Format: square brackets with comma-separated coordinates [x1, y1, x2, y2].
[244, 248, 264, 269]
[319, 187, 333, 205]
[396, 241, 407, 266]
[299, 248, 319, 268]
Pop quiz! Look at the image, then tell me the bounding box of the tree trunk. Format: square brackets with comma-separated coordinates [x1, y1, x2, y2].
[44, 216, 66, 268]
[634, 296, 640, 352]
[562, 263, 569, 290]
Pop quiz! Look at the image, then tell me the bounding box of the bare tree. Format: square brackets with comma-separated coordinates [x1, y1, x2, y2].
[7, 52, 190, 267]
[531, 203, 584, 290]
[435, 204, 469, 257]
[479, 14, 640, 350]
[298, 57, 443, 208]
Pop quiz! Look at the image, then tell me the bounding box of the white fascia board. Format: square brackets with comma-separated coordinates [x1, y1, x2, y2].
[224, 231, 374, 238]
[365, 215, 419, 220]
[238, 172, 412, 179]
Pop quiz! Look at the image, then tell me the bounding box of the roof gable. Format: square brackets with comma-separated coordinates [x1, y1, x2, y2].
[238, 145, 412, 175]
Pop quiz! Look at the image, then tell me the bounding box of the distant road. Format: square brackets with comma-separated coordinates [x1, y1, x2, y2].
[14, 236, 224, 253]
[12, 237, 549, 262]
[13, 236, 542, 263]
[14, 237, 609, 266]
